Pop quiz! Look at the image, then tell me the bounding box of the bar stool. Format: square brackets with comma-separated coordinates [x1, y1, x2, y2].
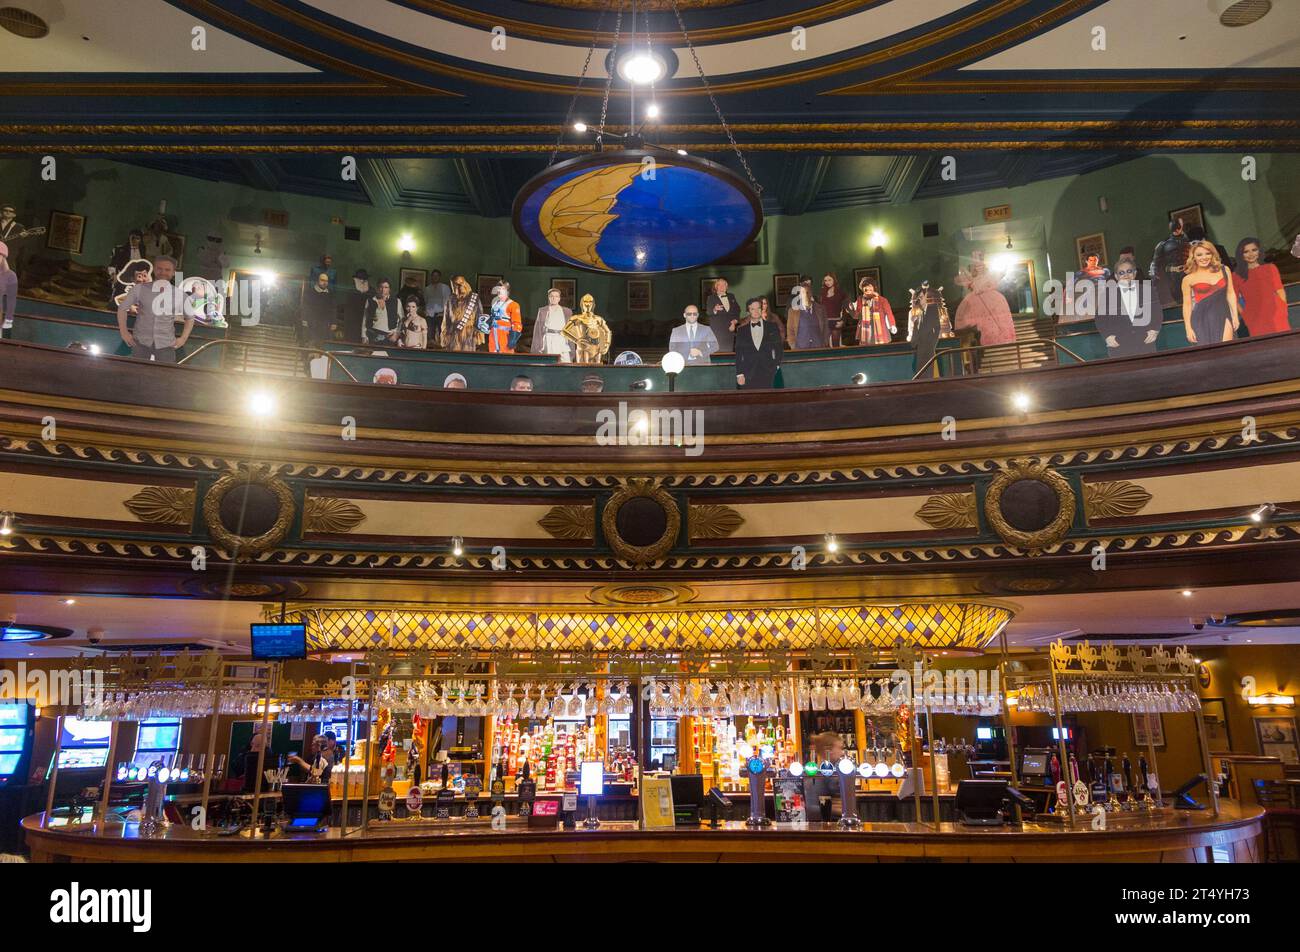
[1253, 779, 1300, 862]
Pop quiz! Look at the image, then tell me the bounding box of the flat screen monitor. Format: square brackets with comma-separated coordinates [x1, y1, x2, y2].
[282, 783, 330, 827]
[956, 779, 1009, 820]
[579, 761, 604, 797]
[1020, 752, 1047, 776]
[250, 623, 307, 660]
[660, 752, 677, 773]
[669, 773, 704, 808]
[56, 716, 111, 768]
[1051, 727, 1072, 741]
[0, 754, 20, 775]
[976, 727, 994, 741]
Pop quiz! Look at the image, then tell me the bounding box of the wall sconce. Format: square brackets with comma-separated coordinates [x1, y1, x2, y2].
[1098, 196, 1109, 213]
[1247, 693, 1295, 707]
[868, 228, 887, 249]
[399, 233, 416, 260]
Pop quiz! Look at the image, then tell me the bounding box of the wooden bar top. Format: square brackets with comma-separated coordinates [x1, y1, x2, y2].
[21, 802, 1264, 863]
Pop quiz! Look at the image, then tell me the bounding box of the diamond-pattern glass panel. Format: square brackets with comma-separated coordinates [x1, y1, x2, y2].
[287, 604, 1010, 653]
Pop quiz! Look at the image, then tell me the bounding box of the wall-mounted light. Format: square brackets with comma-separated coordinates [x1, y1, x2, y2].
[0, 512, 14, 536]
[573, 121, 588, 133]
[399, 233, 415, 259]
[1010, 391, 1032, 416]
[1098, 196, 1109, 213]
[869, 228, 887, 249]
[1247, 693, 1295, 707]
[451, 536, 464, 558]
[851, 372, 868, 386]
[1250, 503, 1278, 524]
[824, 532, 840, 554]
[246, 389, 276, 419]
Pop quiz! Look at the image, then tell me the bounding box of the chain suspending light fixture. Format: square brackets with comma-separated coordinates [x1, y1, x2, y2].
[514, 0, 763, 274]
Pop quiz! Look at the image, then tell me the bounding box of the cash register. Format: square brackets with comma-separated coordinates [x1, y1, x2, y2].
[280, 783, 331, 833]
[1018, 748, 1054, 788]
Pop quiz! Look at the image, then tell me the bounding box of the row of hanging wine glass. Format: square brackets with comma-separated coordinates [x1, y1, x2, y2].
[1013, 678, 1201, 714]
[80, 689, 263, 720]
[373, 680, 638, 719]
[646, 678, 1003, 717]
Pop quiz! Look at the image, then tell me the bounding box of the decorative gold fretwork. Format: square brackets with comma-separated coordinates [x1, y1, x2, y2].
[538, 504, 595, 540]
[303, 496, 366, 534]
[688, 504, 744, 540]
[915, 493, 977, 530]
[1083, 480, 1152, 521]
[122, 486, 194, 526]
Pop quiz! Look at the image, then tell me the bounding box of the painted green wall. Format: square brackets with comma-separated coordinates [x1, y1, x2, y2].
[2, 153, 1296, 339]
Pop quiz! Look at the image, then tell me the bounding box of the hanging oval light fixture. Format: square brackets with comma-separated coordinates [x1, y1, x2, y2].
[512, 0, 763, 275]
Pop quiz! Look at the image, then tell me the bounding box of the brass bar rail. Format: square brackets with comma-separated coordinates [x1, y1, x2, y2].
[911, 338, 1086, 381]
[177, 338, 360, 383]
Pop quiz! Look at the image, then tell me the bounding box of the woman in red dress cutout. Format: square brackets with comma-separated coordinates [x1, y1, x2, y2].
[1181, 241, 1239, 346]
[1234, 237, 1290, 336]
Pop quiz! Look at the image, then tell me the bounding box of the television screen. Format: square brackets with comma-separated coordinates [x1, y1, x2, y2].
[58, 748, 110, 769]
[0, 704, 30, 729]
[136, 719, 180, 752]
[0, 754, 19, 776]
[1021, 753, 1047, 776]
[250, 623, 307, 660]
[976, 727, 994, 741]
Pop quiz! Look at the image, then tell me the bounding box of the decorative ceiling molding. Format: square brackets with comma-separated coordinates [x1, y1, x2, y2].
[361, 157, 475, 213]
[538, 504, 595, 540]
[302, 496, 367, 534]
[122, 487, 196, 527]
[915, 493, 978, 531]
[1083, 480, 1153, 522]
[688, 504, 744, 540]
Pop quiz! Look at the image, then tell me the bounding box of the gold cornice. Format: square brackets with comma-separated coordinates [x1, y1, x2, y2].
[2, 409, 1300, 484]
[4, 373, 1300, 453]
[7, 140, 1300, 154]
[868, 77, 1300, 96]
[5, 119, 1296, 136]
[122, 486, 195, 526]
[5, 523, 1296, 573]
[915, 493, 978, 531]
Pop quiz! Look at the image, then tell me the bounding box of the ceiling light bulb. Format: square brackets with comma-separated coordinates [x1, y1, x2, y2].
[825, 533, 839, 553]
[676, 149, 688, 156]
[573, 121, 588, 133]
[646, 103, 661, 119]
[0, 513, 14, 536]
[620, 52, 664, 85]
[451, 536, 464, 557]
[1010, 391, 1032, 413]
[1250, 503, 1277, 523]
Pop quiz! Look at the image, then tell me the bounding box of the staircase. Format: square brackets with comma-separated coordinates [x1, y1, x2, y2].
[221, 323, 304, 377]
[978, 313, 1059, 374]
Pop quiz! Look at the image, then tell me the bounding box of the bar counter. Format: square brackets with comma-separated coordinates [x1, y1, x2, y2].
[21, 802, 1263, 863]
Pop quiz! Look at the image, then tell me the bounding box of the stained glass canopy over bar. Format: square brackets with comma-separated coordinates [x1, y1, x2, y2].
[275, 602, 1013, 655]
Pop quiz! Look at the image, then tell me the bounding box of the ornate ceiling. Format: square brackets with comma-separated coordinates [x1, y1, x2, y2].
[0, 0, 1296, 153]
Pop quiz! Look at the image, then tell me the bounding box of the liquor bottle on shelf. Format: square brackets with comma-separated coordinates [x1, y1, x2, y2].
[1121, 752, 1134, 798]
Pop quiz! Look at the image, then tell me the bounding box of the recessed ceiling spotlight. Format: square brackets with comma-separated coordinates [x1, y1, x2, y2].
[618, 51, 667, 85]
[1010, 391, 1032, 414]
[573, 121, 588, 133]
[1181, 589, 1194, 597]
[62, 598, 76, 606]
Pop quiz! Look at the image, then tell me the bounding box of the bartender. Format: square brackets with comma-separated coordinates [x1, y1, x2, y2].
[805, 731, 843, 822]
[287, 734, 333, 785]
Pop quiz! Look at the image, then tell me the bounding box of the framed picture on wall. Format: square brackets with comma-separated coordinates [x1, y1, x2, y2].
[1200, 698, 1232, 752]
[699, 277, 721, 310]
[45, 210, 85, 254]
[853, 266, 883, 295]
[1254, 715, 1299, 764]
[1168, 202, 1206, 237]
[1132, 712, 1166, 749]
[627, 278, 652, 312]
[773, 273, 799, 308]
[476, 273, 503, 304]
[550, 278, 576, 311]
[1074, 232, 1108, 269]
[399, 268, 427, 292]
[166, 231, 187, 269]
